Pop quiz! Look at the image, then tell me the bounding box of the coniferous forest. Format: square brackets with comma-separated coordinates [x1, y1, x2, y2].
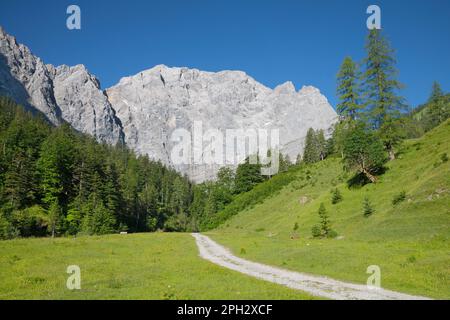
[0, 98, 195, 238]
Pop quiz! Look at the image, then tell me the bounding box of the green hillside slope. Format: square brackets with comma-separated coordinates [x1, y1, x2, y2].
[208, 120, 450, 299]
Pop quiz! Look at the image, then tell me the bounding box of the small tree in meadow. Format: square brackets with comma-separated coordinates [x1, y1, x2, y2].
[363, 197, 374, 217]
[331, 188, 343, 204]
[312, 203, 336, 238]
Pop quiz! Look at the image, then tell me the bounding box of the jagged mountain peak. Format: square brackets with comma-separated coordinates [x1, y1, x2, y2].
[0, 26, 123, 145]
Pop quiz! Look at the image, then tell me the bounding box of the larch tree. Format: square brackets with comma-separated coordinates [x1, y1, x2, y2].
[362, 29, 406, 160]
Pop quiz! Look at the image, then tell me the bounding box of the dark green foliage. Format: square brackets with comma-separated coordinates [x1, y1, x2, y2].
[312, 203, 335, 238]
[331, 188, 343, 204]
[293, 222, 299, 231]
[318, 203, 331, 236]
[343, 123, 387, 183]
[234, 157, 265, 194]
[392, 191, 406, 206]
[441, 153, 449, 163]
[311, 225, 321, 238]
[303, 128, 320, 163]
[336, 56, 363, 120]
[362, 29, 407, 159]
[0, 98, 193, 238]
[363, 197, 374, 216]
[406, 86, 449, 137]
[303, 128, 328, 164]
[424, 82, 449, 129]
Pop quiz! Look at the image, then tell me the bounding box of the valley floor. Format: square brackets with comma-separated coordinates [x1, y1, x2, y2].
[0, 233, 316, 300]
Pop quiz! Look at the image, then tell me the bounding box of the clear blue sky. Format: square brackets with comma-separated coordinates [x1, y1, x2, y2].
[1, 0, 449, 109]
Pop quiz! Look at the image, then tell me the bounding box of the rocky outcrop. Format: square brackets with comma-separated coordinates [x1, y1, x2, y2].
[0, 26, 61, 124]
[0, 26, 123, 145]
[47, 64, 123, 145]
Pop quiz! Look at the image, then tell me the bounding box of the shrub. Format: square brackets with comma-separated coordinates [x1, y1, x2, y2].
[327, 229, 338, 239]
[331, 188, 343, 204]
[392, 191, 407, 206]
[441, 153, 449, 163]
[311, 225, 321, 238]
[293, 222, 299, 231]
[363, 197, 374, 216]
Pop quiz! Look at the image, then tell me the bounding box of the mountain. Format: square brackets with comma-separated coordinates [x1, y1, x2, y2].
[107, 65, 337, 181]
[0, 27, 123, 145]
[0, 27, 337, 182]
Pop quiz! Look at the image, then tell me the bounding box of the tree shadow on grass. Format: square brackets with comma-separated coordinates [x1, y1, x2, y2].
[346, 167, 388, 189]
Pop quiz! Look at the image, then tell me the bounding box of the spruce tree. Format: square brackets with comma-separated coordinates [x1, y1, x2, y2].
[426, 81, 448, 128]
[362, 29, 406, 160]
[363, 197, 374, 217]
[303, 128, 320, 164]
[337, 56, 363, 121]
[331, 188, 343, 204]
[316, 129, 327, 161]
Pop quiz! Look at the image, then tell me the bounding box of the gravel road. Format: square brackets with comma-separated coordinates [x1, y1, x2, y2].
[192, 233, 431, 300]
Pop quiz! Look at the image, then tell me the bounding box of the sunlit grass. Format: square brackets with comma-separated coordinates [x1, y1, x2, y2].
[0, 232, 317, 299]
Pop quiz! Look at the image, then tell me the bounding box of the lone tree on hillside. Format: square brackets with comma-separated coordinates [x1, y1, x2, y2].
[426, 81, 449, 129]
[337, 56, 363, 121]
[362, 29, 406, 160]
[331, 188, 343, 204]
[363, 197, 375, 217]
[312, 203, 335, 238]
[343, 123, 386, 183]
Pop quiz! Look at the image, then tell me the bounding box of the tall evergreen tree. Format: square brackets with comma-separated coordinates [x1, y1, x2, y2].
[316, 129, 327, 161]
[426, 81, 449, 128]
[336, 56, 363, 120]
[303, 128, 320, 164]
[362, 29, 406, 159]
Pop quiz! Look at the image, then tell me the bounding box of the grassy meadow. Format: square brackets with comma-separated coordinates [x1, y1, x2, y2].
[0, 232, 317, 299]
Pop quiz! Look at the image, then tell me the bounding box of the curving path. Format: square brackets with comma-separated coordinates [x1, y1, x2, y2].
[192, 233, 431, 300]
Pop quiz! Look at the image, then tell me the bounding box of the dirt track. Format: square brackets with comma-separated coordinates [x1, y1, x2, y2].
[192, 233, 431, 300]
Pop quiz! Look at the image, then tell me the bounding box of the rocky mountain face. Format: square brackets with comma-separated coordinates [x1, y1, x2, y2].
[107, 65, 337, 181]
[0, 27, 123, 145]
[0, 27, 337, 182]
